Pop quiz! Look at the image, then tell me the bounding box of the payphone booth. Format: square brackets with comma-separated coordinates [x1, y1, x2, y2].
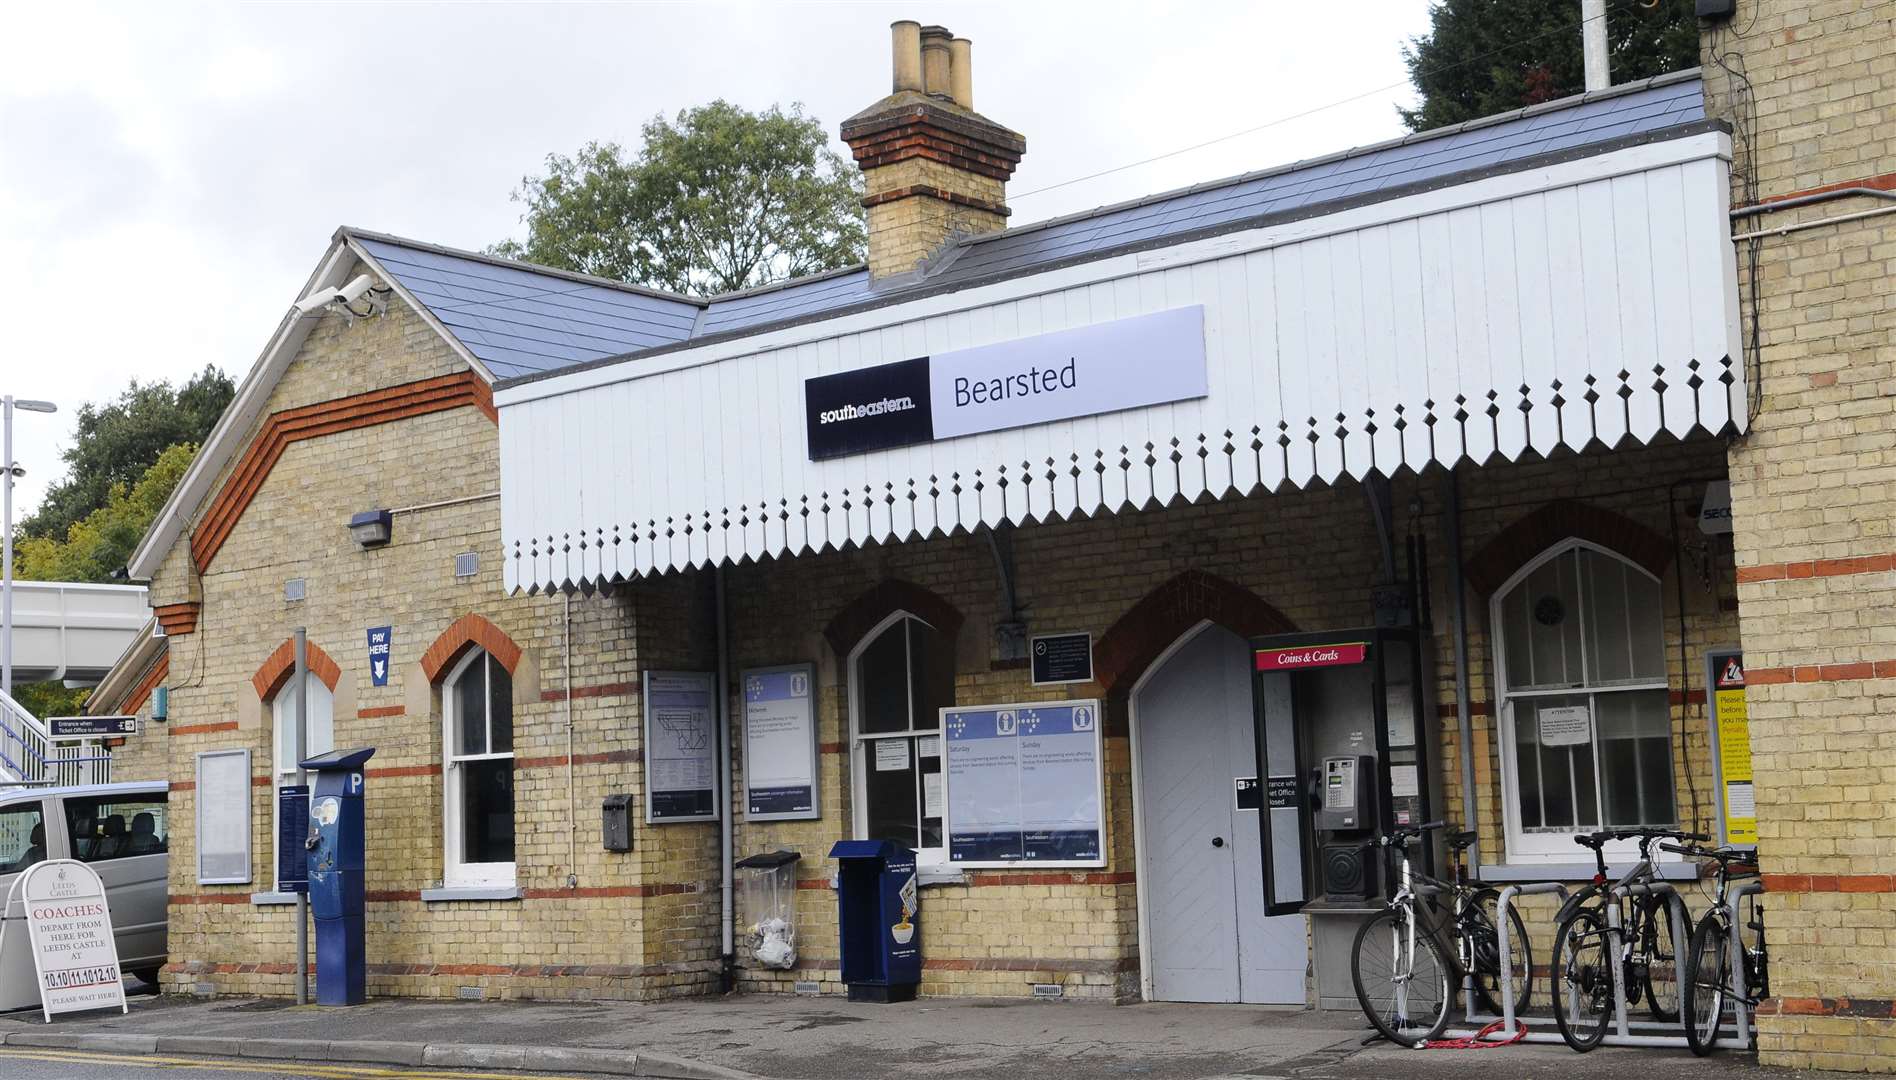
[1248, 628, 1440, 1009]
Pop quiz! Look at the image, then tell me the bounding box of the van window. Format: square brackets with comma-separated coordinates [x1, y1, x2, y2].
[64, 794, 168, 862]
[0, 802, 47, 874]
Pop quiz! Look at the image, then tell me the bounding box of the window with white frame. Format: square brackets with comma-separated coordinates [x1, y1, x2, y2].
[271, 675, 335, 889]
[850, 613, 954, 863]
[1493, 540, 1677, 861]
[444, 648, 515, 886]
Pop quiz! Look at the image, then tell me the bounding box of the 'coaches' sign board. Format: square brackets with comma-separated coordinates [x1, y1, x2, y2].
[47, 716, 137, 741]
[13, 860, 127, 1022]
[804, 307, 1207, 460]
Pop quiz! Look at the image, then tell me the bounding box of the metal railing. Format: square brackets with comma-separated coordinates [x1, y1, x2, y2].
[0, 686, 110, 789]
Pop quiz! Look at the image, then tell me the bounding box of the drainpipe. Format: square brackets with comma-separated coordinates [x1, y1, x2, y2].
[293, 627, 310, 1005]
[1441, 473, 1481, 875]
[564, 593, 578, 889]
[715, 567, 735, 992]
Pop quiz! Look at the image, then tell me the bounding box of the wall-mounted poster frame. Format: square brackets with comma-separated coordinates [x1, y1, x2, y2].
[643, 670, 720, 824]
[195, 748, 253, 885]
[941, 698, 1105, 869]
[742, 663, 820, 821]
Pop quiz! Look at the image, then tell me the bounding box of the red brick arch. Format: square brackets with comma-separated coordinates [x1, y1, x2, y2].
[1093, 570, 1298, 696]
[420, 614, 522, 683]
[1464, 499, 1672, 597]
[252, 639, 342, 701]
[823, 580, 965, 657]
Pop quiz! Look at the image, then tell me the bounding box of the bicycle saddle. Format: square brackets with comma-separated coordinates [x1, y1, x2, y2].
[1449, 829, 1478, 851]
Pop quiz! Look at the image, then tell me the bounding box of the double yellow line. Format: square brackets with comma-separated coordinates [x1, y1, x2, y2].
[0, 1045, 605, 1080]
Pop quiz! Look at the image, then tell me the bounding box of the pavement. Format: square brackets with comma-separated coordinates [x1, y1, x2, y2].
[0, 990, 1827, 1080]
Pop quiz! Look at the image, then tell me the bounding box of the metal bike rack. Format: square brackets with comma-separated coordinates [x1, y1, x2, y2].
[1492, 881, 1567, 1042]
[1727, 880, 1765, 1049]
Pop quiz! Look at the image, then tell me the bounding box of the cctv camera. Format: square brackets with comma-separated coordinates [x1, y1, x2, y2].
[335, 274, 377, 305]
[291, 287, 342, 315]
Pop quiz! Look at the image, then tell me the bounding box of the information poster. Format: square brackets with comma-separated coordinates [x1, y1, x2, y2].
[195, 749, 252, 885]
[1709, 649, 1756, 846]
[16, 859, 127, 1021]
[1538, 705, 1592, 746]
[742, 664, 819, 821]
[943, 699, 1104, 867]
[644, 671, 719, 823]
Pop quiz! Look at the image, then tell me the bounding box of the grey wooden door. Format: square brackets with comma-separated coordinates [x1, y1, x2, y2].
[1136, 625, 1306, 1004]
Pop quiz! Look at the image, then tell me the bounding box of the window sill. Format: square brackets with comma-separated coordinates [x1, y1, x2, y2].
[251, 891, 302, 906]
[421, 885, 523, 903]
[917, 866, 965, 887]
[1479, 861, 1698, 883]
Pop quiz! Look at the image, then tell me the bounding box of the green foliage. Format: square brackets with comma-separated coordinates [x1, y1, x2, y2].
[10, 680, 88, 721]
[15, 442, 197, 585]
[1401, 0, 1700, 132]
[21, 365, 233, 542]
[491, 101, 866, 296]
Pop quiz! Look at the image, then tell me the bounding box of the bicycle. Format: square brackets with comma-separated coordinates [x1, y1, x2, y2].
[1350, 821, 1532, 1047]
[1661, 842, 1767, 1056]
[1550, 826, 1706, 1051]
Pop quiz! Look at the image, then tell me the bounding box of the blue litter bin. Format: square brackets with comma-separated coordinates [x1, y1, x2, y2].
[828, 839, 920, 1003]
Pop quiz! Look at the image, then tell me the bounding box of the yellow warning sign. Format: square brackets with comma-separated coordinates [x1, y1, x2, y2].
[1711, 651, 1756, 845]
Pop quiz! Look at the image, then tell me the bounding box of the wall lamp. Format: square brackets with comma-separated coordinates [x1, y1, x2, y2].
[348, 509, 393, 549]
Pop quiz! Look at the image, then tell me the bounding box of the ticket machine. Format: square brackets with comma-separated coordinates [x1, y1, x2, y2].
[300, 747, 375, 1006]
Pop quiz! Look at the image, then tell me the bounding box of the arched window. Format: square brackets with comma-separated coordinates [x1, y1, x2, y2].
[443, 648, 515, 886]
[849, 613, 955, 863]
[271, 674, 334, 890]
[1492, 540, 1675, 861]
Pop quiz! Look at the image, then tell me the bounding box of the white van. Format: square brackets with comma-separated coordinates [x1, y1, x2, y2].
[0, 780, 169, 1006]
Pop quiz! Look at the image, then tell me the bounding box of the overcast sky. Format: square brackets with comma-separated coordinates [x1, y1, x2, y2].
[0, 0, 1434, 519]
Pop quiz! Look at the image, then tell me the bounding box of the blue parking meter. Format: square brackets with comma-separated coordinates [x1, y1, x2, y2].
[299, 747, 375, 1006]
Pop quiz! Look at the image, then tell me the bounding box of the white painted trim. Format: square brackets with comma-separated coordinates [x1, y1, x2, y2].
[496, 132, 1731, 408]
[442, 647, 517, 888]
[1488, 539, 1685, 865]
[1126, 619, 1217, 1003]
[844, 610, 947, 867]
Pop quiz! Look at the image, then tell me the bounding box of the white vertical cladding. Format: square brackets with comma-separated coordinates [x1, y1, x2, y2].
[498, 135, 1746, 594]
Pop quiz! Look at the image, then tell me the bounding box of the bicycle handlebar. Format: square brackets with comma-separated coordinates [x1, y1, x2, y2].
[1376, 821, 1446, 847]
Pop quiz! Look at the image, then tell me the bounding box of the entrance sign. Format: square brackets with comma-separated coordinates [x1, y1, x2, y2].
[13, 860, 127, 1021]
[46, 716, 137, 740]
[1537, 705, 1592, 747]
[1234, 776, 1262, 812]
[943, 699, 1104, 867]
[365, 626, 392, 687]
[1707, 649, 1756, 845]
[644, 671, 719, 823]
[1030, 632, 1093, 686]
[742, 664, 819, 821]
[805, 307, 1207, 460]
[195, 748, 252, 885]
[1253, 642, 1368, 671]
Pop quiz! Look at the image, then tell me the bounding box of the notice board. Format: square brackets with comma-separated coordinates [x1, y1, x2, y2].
[644, 671, 719, 823]
[742, 664, 819, 820]
[943, 699, 1104, 867]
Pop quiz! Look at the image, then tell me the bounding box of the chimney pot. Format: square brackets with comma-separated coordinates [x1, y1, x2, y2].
[920, 25, 952, 98]
[890, 21, 923, 94]
[948, 37, 973, 109]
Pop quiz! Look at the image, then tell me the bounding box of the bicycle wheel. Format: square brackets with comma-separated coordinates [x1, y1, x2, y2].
[1684, 913, 1730, 1056]
[1643, 897, 1683, 1022]
[1352, 907, 1452, 1047]
[1551, 906, 1613, 1052]
[1469, 888, 1532, 1019]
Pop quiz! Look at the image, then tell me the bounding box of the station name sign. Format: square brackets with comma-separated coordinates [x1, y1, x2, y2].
[804, 306, 1207, 461]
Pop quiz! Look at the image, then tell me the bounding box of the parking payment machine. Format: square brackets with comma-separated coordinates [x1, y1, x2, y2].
[300, 747, 376, 1006]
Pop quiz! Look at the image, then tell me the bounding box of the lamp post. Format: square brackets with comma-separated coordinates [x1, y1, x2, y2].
[3, 395, 59, 698]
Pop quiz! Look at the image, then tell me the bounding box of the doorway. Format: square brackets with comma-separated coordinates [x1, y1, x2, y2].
[1132, 623, 1305, 1004]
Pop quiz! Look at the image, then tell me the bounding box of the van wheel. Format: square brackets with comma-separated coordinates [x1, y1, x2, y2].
[131, 968, 161, 987]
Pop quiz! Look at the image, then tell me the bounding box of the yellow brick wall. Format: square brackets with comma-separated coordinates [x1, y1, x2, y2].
[1702, 1, 1896, 1069]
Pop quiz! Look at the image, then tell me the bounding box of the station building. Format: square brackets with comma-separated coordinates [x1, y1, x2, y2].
[85, 3, 1895, 1070]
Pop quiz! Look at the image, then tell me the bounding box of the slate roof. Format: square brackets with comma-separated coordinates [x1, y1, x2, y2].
[352, 70, 1708, 383]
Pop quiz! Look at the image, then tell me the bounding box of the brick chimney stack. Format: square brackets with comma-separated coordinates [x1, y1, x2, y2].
[842, 21, 1026, 281]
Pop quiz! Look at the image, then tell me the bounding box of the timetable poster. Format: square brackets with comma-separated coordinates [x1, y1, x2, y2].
[943, 700, 1104, 867]
[742, 664, 819, 820]
[644, 670, 719, 822]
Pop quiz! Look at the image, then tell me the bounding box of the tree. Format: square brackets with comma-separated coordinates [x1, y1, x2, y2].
[490, 101, 866, 296]
[21, 365, 233, 542]
[15, 442, 197, 585]
[1401, 0, 1700, 132]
